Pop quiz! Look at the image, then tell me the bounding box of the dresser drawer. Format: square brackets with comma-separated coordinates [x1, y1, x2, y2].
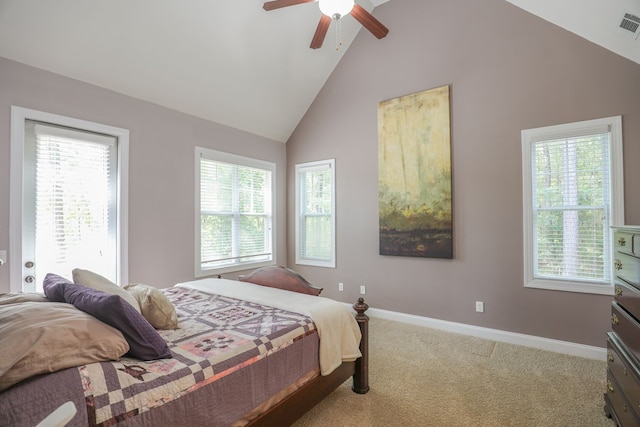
[615, 231, 637, 257]
[612, 302, 640, 363]
[615, 252, 640, 288]
[607, 370, 640, 426]
[607, 333, 640, 416]
[615, 280, 640, 322]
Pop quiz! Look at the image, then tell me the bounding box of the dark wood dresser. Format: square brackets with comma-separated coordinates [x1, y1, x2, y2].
[605, 226, 640, 425]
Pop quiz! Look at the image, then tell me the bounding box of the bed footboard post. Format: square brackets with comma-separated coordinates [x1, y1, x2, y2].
[352, 297, 369, 394]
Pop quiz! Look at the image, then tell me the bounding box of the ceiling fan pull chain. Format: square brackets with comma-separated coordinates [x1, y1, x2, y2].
[335, 14, 343, 51]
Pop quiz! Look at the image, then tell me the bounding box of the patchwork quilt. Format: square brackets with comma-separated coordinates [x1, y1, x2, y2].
[80, 287, 316, 426]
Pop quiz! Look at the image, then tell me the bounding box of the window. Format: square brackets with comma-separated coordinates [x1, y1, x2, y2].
[521, 116, 624, 295]
[196, 147, 275, 276]
[295, 159, 335, 268]
[10, 106, 129, 291]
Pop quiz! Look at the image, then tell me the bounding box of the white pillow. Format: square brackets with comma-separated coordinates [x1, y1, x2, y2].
[72, 268, 141, 313]
[124, 283, 179, 330]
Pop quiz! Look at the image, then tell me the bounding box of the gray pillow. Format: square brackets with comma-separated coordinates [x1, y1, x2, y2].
[0, 301, 129, 392]
[0, 292, 49, 305]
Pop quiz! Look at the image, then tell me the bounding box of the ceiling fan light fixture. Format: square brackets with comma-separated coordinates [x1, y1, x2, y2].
[318, 0, 354, 19]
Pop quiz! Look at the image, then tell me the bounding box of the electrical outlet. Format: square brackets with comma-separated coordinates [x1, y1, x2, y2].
[475, 301, 484, 313]
[338, 282, 344, 292]
[360, 285, 366, 295]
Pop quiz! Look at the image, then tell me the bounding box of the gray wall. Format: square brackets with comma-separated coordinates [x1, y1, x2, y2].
[0, 56, 287, 292]
[286, 0, 640, 347]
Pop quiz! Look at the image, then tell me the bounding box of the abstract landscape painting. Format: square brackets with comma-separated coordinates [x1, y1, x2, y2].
[378, 85, 453, 258]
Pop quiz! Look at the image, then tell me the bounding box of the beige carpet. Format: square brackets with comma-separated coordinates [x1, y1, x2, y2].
[293, 317, 616, 427]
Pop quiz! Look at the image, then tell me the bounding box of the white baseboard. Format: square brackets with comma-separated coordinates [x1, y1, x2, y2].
[363, 306, 607, 361]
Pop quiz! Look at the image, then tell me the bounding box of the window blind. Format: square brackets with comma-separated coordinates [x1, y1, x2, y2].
[29, 121, 117, 284]
[200, 157, 272, 270]
[532, 131, 611, 283]
[299, 164, 333, 261]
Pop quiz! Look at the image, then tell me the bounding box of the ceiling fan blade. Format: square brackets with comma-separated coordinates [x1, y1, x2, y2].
[263, 0, 314, 11]
[350, 4, 389, 39]
[310, 15, 332, 49]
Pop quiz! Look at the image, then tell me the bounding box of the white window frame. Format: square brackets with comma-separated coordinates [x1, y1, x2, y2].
[295, 159, 336, 268]
[521, 116, 624, 295]
[195, 147, 276, 277]
[10, 106, 129, 290]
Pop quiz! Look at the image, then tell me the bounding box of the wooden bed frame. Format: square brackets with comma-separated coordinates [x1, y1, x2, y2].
[238, 266, 370, 426]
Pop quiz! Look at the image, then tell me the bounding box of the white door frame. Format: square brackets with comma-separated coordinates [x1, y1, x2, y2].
[9, 106, 129, 291]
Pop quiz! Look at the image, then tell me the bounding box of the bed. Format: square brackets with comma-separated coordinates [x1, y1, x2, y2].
[0, 266, 369, 426]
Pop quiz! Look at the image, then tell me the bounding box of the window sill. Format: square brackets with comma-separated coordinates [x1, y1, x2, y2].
[196, 260, 276, 278]
[295, 259, 336, 269]
[525, 279, 614, 296]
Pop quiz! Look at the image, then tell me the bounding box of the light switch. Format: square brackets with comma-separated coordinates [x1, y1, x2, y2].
[0, 250, 6, 266]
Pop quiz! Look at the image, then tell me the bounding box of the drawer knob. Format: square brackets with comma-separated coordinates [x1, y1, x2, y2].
[612, 314, 619, 325]
[608, 352, 614, 363]
[615, 259, 622, 270]
[607, 380, 614, 393]
[616, 286, 623, 296]
[619, 236, 626, 247]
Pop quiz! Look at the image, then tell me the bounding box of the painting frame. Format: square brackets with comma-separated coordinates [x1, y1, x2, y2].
[378, 84, 453, 259]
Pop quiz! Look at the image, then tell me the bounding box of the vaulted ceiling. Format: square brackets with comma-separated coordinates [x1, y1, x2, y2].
[0, 0, 638, 143]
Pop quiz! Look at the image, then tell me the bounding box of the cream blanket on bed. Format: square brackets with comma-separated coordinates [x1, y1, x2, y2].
[176, 278, 362, 376]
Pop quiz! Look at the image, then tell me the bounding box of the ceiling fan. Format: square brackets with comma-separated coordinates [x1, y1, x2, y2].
[263, 0, 389, 49]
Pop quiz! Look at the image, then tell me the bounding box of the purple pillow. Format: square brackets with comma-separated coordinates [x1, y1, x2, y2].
[43, 273, 70, 302]
[43, 273, 171, 360]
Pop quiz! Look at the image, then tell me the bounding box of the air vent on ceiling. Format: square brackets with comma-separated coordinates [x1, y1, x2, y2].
[619, 11, 640, 39]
